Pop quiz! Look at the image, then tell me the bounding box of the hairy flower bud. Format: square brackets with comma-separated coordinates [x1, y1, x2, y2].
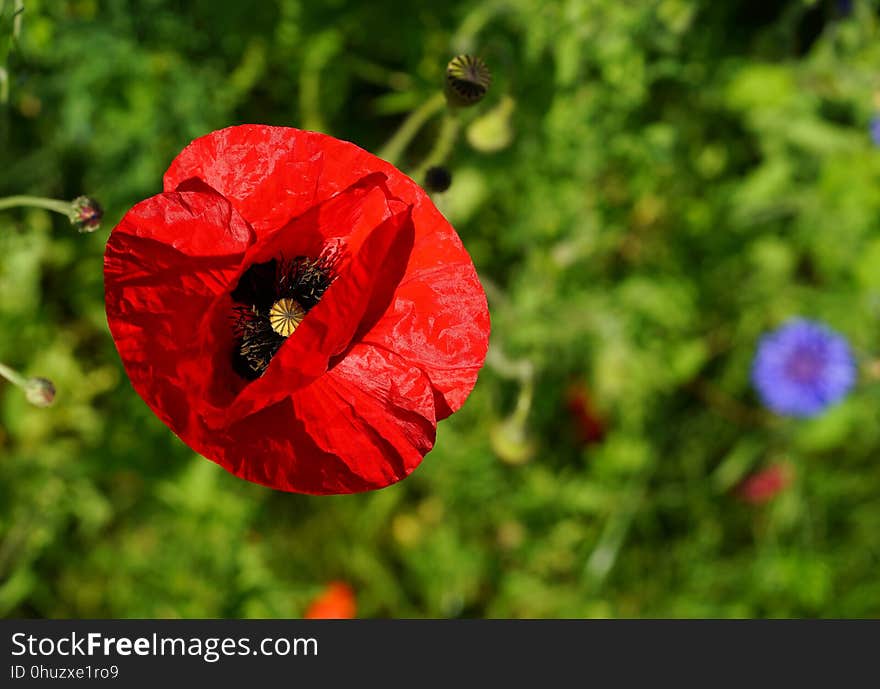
[69, 196, 104, 233]
[445, 55, 491, 107]
[24, 377, 55, 407]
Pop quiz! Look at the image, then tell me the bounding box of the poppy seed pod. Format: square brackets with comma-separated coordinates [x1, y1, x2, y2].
[445, 55, 491, 107]
[104, 125, 490, 495]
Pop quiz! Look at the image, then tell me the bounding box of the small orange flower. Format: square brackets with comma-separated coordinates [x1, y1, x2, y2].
[304, 582, 357, 619]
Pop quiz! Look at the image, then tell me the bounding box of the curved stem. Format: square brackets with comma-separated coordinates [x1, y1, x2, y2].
[1, 1, 23, 105]
[377, 91, 446, 165]
[411, 112, 461, 180]
[584, 477, 649, 588]
[0, 361, 26, 388]
[13, 0, 23, 41]
[0, 195, 72, 215]
[485, 343, 534, 382]
[511, 375, 534, 426]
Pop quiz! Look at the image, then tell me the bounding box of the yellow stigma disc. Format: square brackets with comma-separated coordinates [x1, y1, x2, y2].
[268, 298, 306, 337]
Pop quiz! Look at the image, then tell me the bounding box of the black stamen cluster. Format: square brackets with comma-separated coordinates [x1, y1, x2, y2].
[231, 256, 333, 380]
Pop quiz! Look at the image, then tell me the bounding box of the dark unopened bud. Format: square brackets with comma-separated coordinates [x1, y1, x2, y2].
[445, 55, 491, 107]
[24, 377, 55, 408]
[69, 195, 103, 233]
[425, 166, 452, 192]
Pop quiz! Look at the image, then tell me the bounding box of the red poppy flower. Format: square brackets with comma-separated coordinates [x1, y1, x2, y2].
[303, 581, 357, 619]
[734, 463, 793, 504]
[564, 383, 606, 447]
[104, 125, 489, 494]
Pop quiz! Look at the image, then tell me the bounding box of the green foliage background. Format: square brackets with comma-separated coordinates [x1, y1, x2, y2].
[1, 0, 879, 618]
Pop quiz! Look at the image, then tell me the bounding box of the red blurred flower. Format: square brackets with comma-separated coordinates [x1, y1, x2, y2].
[304, 582, 357, 619]
[734, 463, 793, 504]
[565, 384, 606, 446]
[104, 125, 489, 494]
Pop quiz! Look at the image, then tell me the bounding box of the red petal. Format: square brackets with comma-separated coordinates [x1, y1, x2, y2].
[360, 203, 490, 418]
[164, 125, 396, 237]
[108, 189, 255, 257]
[210, 398, 371, 494]
[232, 172, 403, 271]
[104, 191, 254, 440]
[183, 302, 437, 495]
[291, 343, 437, 490]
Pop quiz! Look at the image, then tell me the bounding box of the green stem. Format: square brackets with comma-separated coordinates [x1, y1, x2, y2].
[485, 343, 533, 382]
[411, 112, 461, 180]
[0, 195, 72, 215]
[377, 91, 446, 165]
[0, 361, 26, 388]
[511, 375, 534, 426]
[347, 56, 412, 91]
[12, 0, 22, 41]
[685, 377, 770, 428]
[1, 1, 23, 105]
[584, 477, 650, 589]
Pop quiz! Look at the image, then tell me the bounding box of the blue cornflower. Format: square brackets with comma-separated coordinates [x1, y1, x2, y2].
[752, 319, 856, 418]
[871, 114, 880, 148]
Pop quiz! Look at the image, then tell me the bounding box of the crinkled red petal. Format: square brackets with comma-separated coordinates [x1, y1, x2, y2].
[104, 190, 253, 444]
[291, 343, 437, 492]
[107, 125, 490, 493]
[164, 125, 490, 417]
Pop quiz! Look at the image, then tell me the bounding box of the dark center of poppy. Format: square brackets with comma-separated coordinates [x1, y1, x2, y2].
[231, 256, 333, 380]
[268, 298, 306, 337]
[784, 346, 825, 384]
